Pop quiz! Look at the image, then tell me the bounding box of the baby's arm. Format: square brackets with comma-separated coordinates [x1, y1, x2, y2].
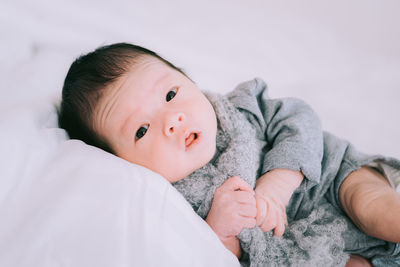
[205, 176, 257, 258]
[228, 78, 324, 190]
[228, 79, 324, 234]
[253, 92, 322, 234]
[255, 93, 323, 234]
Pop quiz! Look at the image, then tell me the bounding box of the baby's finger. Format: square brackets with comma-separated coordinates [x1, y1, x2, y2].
[234, 190, 257, 205]
[256, 196, 267, 226]
[278, 202, 288, 226]
[284, 211, 288, 226]
[239, 216, 257, 229]
[238, 203, 257, 218]
[260, 204, 277, 232]
[223, 176, 254, 193]
[273, 210, 285, 237]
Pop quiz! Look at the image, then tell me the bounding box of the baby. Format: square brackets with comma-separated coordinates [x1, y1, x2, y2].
[58, 43, 400, 266]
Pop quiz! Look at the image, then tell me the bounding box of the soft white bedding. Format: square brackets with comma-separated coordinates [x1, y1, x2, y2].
[1, 0, 399, 266]
[0, 102, 239, 266]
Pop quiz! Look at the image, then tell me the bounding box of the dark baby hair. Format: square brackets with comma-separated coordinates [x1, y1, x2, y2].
[58, 42, 187, 154]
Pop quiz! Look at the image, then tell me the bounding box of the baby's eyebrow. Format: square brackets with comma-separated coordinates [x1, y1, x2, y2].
[154, 69, 171, 87]
[120, 111, 138, 138]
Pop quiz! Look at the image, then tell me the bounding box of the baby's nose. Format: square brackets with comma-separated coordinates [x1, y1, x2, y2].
[164, 112, 186, 136]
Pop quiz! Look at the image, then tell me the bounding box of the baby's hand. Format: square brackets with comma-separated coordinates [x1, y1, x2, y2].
[206, 176, 257, 239]
[255, 189, 288, 237]
[254, 169, 304, 237]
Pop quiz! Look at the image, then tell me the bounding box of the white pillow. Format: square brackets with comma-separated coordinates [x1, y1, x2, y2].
[0, 100, 239, 267]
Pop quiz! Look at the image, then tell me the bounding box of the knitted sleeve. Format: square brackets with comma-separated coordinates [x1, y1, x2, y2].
[227, 78, 323, 190]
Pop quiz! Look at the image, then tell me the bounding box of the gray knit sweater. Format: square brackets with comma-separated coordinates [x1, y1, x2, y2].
[172, 78, 400, 266]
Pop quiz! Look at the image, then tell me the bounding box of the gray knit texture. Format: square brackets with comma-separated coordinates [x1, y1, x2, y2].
[172, 91, 349, 266]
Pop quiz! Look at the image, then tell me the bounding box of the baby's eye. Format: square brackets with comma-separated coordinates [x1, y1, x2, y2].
[166, 87, 178, 102]
[135, 124, 149, 140]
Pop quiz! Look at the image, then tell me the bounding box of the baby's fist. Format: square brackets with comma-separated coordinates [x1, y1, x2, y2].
[255, 191, 287, 237]
[206, 176, 257, 238]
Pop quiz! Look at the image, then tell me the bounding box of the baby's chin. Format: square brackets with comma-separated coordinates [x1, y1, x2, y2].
[170, 146, 217, 183]
[169, 165, 206, 183]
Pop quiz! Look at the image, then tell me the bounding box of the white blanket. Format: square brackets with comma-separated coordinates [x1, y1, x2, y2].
[0, 102, 239, 266]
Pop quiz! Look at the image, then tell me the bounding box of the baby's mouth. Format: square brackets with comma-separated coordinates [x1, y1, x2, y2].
[185, 132, 199, 148]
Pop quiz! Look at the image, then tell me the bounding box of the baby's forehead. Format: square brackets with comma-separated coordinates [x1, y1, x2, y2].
[128, 60, 179, 88]
[100, 58, 174, 107]
[129, 56, 172, 74]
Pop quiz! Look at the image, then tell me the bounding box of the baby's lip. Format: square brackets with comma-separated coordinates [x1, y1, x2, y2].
[184, 131, 200, 149]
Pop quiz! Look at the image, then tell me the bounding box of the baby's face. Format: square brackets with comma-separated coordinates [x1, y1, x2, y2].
[94, 57, 217, 182]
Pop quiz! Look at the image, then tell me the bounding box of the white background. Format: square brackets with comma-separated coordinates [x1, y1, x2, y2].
[1, 0, 399, 158]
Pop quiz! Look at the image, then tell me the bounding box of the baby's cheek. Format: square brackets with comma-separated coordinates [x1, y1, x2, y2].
[147, 144, 177, 180]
